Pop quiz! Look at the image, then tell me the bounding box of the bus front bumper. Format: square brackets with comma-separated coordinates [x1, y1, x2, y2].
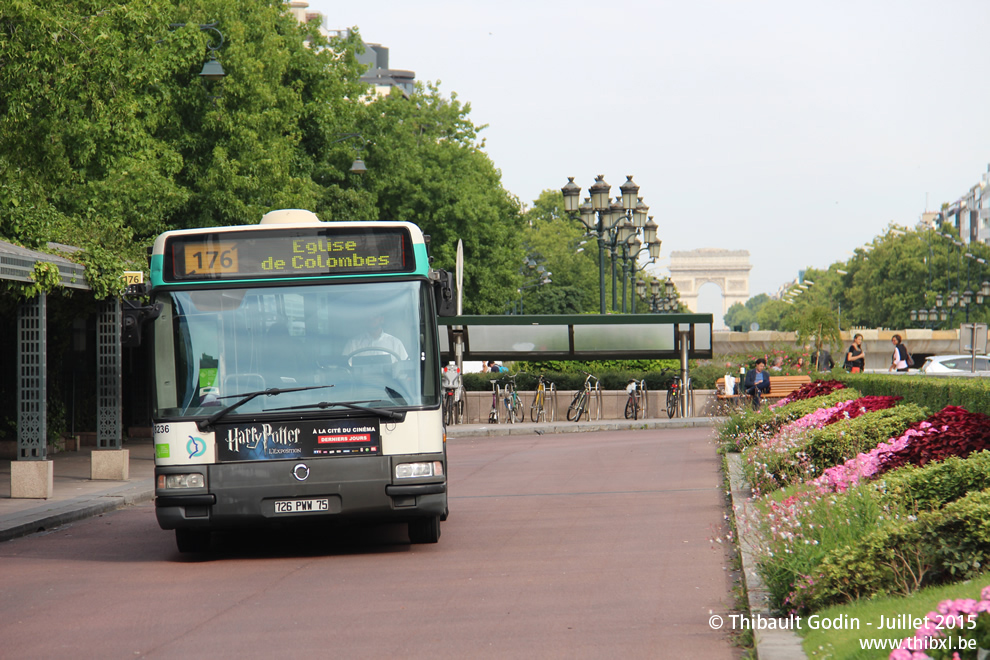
[154, 453, 446, 530]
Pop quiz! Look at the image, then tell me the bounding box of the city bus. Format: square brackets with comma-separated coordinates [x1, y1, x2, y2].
[146, 209, 451, 553]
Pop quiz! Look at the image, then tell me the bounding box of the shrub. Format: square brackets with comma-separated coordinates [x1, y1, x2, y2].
[718, 388, 862, 452]
[751, 484, 888, 612]
[745, 403, 926, 494]
[463, 367, 684, 392]
[803, 404, 929, 472]
[878, 450, 990, 512]
[835, 372, 990, 415]
[788, 488, 990, 613]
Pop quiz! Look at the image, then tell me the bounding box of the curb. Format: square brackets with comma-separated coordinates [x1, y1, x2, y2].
[0, 479, 155, 543]
[446, 417, 714, 438]
[726, 453, 807, 659]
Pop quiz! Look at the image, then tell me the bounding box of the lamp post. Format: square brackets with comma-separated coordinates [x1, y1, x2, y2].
[620, 217, 661, 313]
[910, 233, 989, 327]
[506, 257, 552, 314]
[332, 133, 370, 174]
[562, 175, 653, 314]
[168, 22, 226, 81]
[641, 278, 678, 313]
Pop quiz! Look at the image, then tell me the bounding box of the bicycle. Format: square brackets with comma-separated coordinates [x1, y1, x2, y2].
[664, 369, 694, 419]
[441, 361, 463, 426]
[496, 373, 524, 423]
[567, 371, 601, 422]
[624, 378, 648, 420]
[488, 378, 501, 424]
[530, 374, 557, 422]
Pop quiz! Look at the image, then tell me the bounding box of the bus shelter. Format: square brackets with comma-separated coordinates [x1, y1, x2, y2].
[438, 313, 713, 416]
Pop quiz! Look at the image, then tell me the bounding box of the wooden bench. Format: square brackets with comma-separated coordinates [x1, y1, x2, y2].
[714, 374, 812, 413]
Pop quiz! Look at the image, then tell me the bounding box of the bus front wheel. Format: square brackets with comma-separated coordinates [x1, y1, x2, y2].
[175, 528, 211, 554]
[408, 516, 441, 544]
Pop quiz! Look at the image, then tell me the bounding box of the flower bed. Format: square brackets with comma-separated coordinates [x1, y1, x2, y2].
[721, 381, 990, 620]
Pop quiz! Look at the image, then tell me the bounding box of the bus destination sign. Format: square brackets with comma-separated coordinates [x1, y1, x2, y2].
[165, 226, 413, 281]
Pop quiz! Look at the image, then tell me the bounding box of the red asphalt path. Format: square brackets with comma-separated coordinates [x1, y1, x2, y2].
[0, 427, 740, 659]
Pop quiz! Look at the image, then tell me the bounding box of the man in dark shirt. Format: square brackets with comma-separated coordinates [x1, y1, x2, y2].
[744, 358, 771, 410]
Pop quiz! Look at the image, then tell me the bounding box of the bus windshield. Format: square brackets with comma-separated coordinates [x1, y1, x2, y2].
[151, 280, 439, 419]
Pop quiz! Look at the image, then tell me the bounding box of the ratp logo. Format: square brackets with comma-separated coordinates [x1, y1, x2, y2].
[186, 435, 207, 459]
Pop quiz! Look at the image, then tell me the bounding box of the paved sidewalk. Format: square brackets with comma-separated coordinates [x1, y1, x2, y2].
[0, 416, 715, 544]
[0, 439, 156, 542]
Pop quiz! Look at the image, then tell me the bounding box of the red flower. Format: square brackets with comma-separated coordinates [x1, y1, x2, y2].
[880, 406, 990, 472]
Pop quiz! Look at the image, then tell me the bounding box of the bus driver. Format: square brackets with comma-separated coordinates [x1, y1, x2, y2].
[343, 311, 408, 364]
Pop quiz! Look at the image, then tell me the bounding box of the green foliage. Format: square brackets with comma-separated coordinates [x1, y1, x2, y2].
[786, 224, 990, 330]
[756, 299, 796, 332]
[795, 488, 990, 613]
[517, 190, 600, 314]
[803, 404, 929, 470]
[756, 485, 888, 612]
[717, 388, 862, 452]
[878, 450, 990, 512]
[793, 304, 843, 355]
[462, 365, 682, 393]
[724, 293, 770, 330]
[0, 2, 529, 307]
[837, 372, 990, 414]
[0, 0, 369, 294]
[351, 83, 525, 314]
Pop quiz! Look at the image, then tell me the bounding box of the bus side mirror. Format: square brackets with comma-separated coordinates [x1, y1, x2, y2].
[121, 300, 164, 348]
[431, 269, 456, 317]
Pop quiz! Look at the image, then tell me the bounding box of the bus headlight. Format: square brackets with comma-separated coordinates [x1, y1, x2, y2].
[395, 461, 444, 479]
[158, 473, 206, 489]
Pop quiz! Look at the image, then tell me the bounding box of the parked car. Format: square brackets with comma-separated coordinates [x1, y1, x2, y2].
[919, 354, 990, 374]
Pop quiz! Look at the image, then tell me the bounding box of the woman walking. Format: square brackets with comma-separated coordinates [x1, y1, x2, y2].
[889, 334, 909, 372]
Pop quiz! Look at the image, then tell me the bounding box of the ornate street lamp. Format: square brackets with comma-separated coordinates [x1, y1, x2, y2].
[169, 22, 227, 82]
[562, 175, 655, 314]
[643, 278, 678, 312]
[332, 133, 370, 174]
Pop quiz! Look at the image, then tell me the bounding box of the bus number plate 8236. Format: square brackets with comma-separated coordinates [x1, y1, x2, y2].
[274, 498, 329, 514]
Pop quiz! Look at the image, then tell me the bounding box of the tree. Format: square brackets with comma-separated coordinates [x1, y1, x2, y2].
[793, 304, 842, 359]
[756, 299, 795, 331]
[0, 0, 367, 294]
[351, 84, 525, 314]
[0, 2, 534, 313]
[518, 190, 599, 314]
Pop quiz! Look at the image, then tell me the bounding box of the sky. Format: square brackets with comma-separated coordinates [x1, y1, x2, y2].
[301, 0, 990, 301]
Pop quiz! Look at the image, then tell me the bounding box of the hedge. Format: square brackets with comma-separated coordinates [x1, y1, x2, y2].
[836, 373, 990, 415]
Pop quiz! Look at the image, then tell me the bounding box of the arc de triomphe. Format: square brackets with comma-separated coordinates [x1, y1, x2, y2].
[668, 248, 751, 328]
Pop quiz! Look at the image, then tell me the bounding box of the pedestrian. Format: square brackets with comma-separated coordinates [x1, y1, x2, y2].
[844, 333, 866, 373]
[792, 356, 806, 371]
[744, 358, 771, 411]
[770, 356, 785, 372]
[813, 348, 834, 372]
[889, 335, 911, 372]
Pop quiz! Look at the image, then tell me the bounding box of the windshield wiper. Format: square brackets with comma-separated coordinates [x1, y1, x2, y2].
[197, 385, 333, 431]
[265, 399, 405, 422]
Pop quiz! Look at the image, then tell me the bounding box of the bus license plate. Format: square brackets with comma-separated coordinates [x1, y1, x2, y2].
[274, 498, 329, 514]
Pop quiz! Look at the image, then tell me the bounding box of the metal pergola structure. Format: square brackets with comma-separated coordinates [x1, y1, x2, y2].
[1, 241, 124, 461]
